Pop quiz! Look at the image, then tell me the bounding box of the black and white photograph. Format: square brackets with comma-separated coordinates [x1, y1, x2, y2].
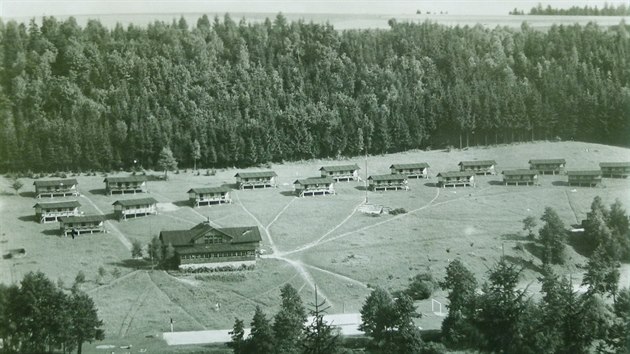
[0, 0, 629, 353]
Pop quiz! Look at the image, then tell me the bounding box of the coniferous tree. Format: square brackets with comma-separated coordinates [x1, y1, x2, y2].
[302, 287, 340, 354]
[273, 284, 307, 353]
[247, 306, 275, 354]
[538, 207, 567, 265]
[228, 318, 246, 354]
[439, 259, 479, 349]
[157, 146, 178, 179]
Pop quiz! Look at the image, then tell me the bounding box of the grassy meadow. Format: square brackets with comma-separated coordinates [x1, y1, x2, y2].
[0, 141, 629, 353]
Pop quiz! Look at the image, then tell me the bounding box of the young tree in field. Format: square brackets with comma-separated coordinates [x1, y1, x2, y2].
[439, 259, 478, 349]
[538, 207, 567, 265]
[157, 146, 178, 180]
[247, 306, 275, 354]
[10, 178, 23, 195]
[302, 287, 340, 354]
[192, 139, 201, 171]
[404, 272, 435, 300]
[522, 216, 537, 238]
[148, 236, 163, 268]
[131, 239, 143, 259]
[68, 290, 105, 354]
[228, 318, 246, 354]
[273, 284, 307, 353]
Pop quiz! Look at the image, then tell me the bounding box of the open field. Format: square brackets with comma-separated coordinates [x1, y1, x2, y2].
[1, 141, 629, 353]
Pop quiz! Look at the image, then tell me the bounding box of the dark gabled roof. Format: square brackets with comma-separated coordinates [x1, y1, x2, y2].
[600, 162, 630, 168]
[458, 160, 496, 167]
[294, 177, 335, 186]
[390, 163, 429, 169]
[319, 164, 360, 172]
[218, 227, 262, 244]
[33, 200, 81, 209]
[368, 174, 407, 181]
[528, 159, 566, 165]
[567, 170, 602, 176]
[59, 215, 105, 223]
[234, 171, 277, 178]
[103, 175, 148, 183]
[436, 171, 475, 178]
[33, 179, 78, 187]
[177, 243, 258, 254]
[160, 223, 261, 247]
[112, 197, 158, 206]
[187, 186, 231, 194]
[502, 169, 538, 176]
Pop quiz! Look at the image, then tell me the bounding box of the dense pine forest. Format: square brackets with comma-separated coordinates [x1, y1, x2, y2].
[0, 15, 629, 172]
[514, 3, 630, 16]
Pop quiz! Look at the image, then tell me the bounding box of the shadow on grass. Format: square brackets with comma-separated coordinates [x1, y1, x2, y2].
[41, 229, 61, 237]
[501, 233, 528, 241]
[567, 231, 593, 257]
[173, 200, 192, 207]
[504, 254, 544, 274]
[19, 191, 36, 198]
[18, 215, 36, 223]
[424, 182, 439, 188]
[88, 188, 107, 195]
[354, 185, 369, 191]
[280, 190, 296, 197]
[551, 181, 569, 187]
[524, 242, 544, 261]
[221, 183, 239, 190]
[488, 180, 506, 186]
[108, 258, 153, 270]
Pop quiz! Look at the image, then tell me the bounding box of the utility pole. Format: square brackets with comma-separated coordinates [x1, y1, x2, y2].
[364, 149, 369, 204]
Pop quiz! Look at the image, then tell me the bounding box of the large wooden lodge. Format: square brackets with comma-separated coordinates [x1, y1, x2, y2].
[33, 179, 79, 198]
[458, 160, 497, 175]
[294, 177, 335, 197]
[600, 162, 630, 178]
[567, 170, 602, 187]
[501, 169, 538, 186]
[389, 163, 430, 179]
[529, 159, 566, 175]
[104, 176, 148, 195]
[112, 197, 158, 220]
[319, 164, 361, 182]
[34, 200, 81, 223]
[59, 215, 105, 237]
[160, 222, 262, 270]
[188, 187, 232, 207]
[437, 171, 475, 188]
[368, 174, 409, 191]
[235, 171, 277, 189]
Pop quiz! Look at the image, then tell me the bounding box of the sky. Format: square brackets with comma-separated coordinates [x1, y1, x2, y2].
[2, 0, 630, 18]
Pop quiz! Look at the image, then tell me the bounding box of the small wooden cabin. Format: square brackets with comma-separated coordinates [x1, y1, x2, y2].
[234, 171, 277, 189]
[59, 215, 105, 237]
[502, 169, 538, 186]
[458, 160, 497, 175]
[33, 200, 81, 223]
[599, 162, 630, 178]
[104, 176, 148, 195]
[436, 171, 475, 188]
[368, 174, 409, 191]
[112, 197, 158, 221]
[529, 159, 566, 175]
[160, 223, 262, 270]
[389, 163, 430, 179]
[293, 177, 335, 197]
[319, 164, 361, 182]
[567, 170, 602, 187]
[33, 179, 79, 198]
[188, 187, 232, 207]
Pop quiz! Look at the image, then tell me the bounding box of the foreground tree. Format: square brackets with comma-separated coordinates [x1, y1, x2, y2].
[157, 146, 178, 180]
[522, 216, 537, 238]
[273, 284, 307, 353]
[247, 306, 275, 354]
[68, 290, 105, 354]
[439, 259, 478, 349]
[228, 318, 246, 354]
[302, 287, 340, 354]
[538, 207, 567, 264]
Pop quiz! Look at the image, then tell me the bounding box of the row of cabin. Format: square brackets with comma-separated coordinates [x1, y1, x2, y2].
[33, 176, 148, 198]
[33, 197, 158, 225]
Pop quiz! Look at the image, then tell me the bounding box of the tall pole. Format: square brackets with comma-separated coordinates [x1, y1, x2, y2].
[365, 149, 368, 204]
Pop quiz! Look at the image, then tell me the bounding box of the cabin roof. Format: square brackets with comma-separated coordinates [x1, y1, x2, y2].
[112, 197, 158, 206]
[187, 186, 231, 194]
[436, 171, 475, 178]
[103, 175, 148, 183]
[294, 177, 335, 185]
[160, 223, 261, 247]
[234, 171, 277, 178]
[33, 179, 78, 187]
[599, 162, 630, 168]
[528, 159, 566, 165]
[566, 170, 602, 176]
[390, 163, 430, 169]
[368, 174, 407, 181]
[33, 200, 81, 209]
[319, 164, 360, 172]
[502, 169, 538, 176]
[458, 160, 496, 167]
[59, 215, 105, 223]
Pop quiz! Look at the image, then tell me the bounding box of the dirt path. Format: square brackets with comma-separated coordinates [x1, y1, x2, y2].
[87, 270, 140, 295]
[234, 192, 278, 253]
[118, 272, 152, 337]
[189, 207, 223, 228]
[564, 190, 580, 225]
[266, 197, 297, 231]
[301, 263, 369, 289]
[80, 194, 132, 250]
[148, 271, 208, 330]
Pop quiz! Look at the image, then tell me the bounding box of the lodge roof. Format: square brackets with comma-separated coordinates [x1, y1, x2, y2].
[528, 159, 566, 165]
[33, 200, 81, 209]
[599, 162, 630, 168]
[33, 179, 78, 187]
[103, 175, 148, 183]
[390, 163, 430, 169]
[319, 164, 361, 172]
[502, 169, 539, 176]
[436, 171, 475, 178]
[294, 177, 335, 185]
[234, 171, 277, 178]
[160, 223, 261, 247]
[187, 186, 231, 194]
[368, 174, 407, 181]
[59, 215, 105, 223]
[458, 160, 497, 167]
[567, 170, 602, 176]
[112, 197, 158, 207]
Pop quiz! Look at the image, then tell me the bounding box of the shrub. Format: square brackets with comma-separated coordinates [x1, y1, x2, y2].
[389, 208, 407, 215]
[405, 272, 435, 300]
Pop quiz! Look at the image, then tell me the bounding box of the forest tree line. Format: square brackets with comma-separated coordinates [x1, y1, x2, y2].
[0, 15, 629, 172]
[510, 3, 630, 16]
